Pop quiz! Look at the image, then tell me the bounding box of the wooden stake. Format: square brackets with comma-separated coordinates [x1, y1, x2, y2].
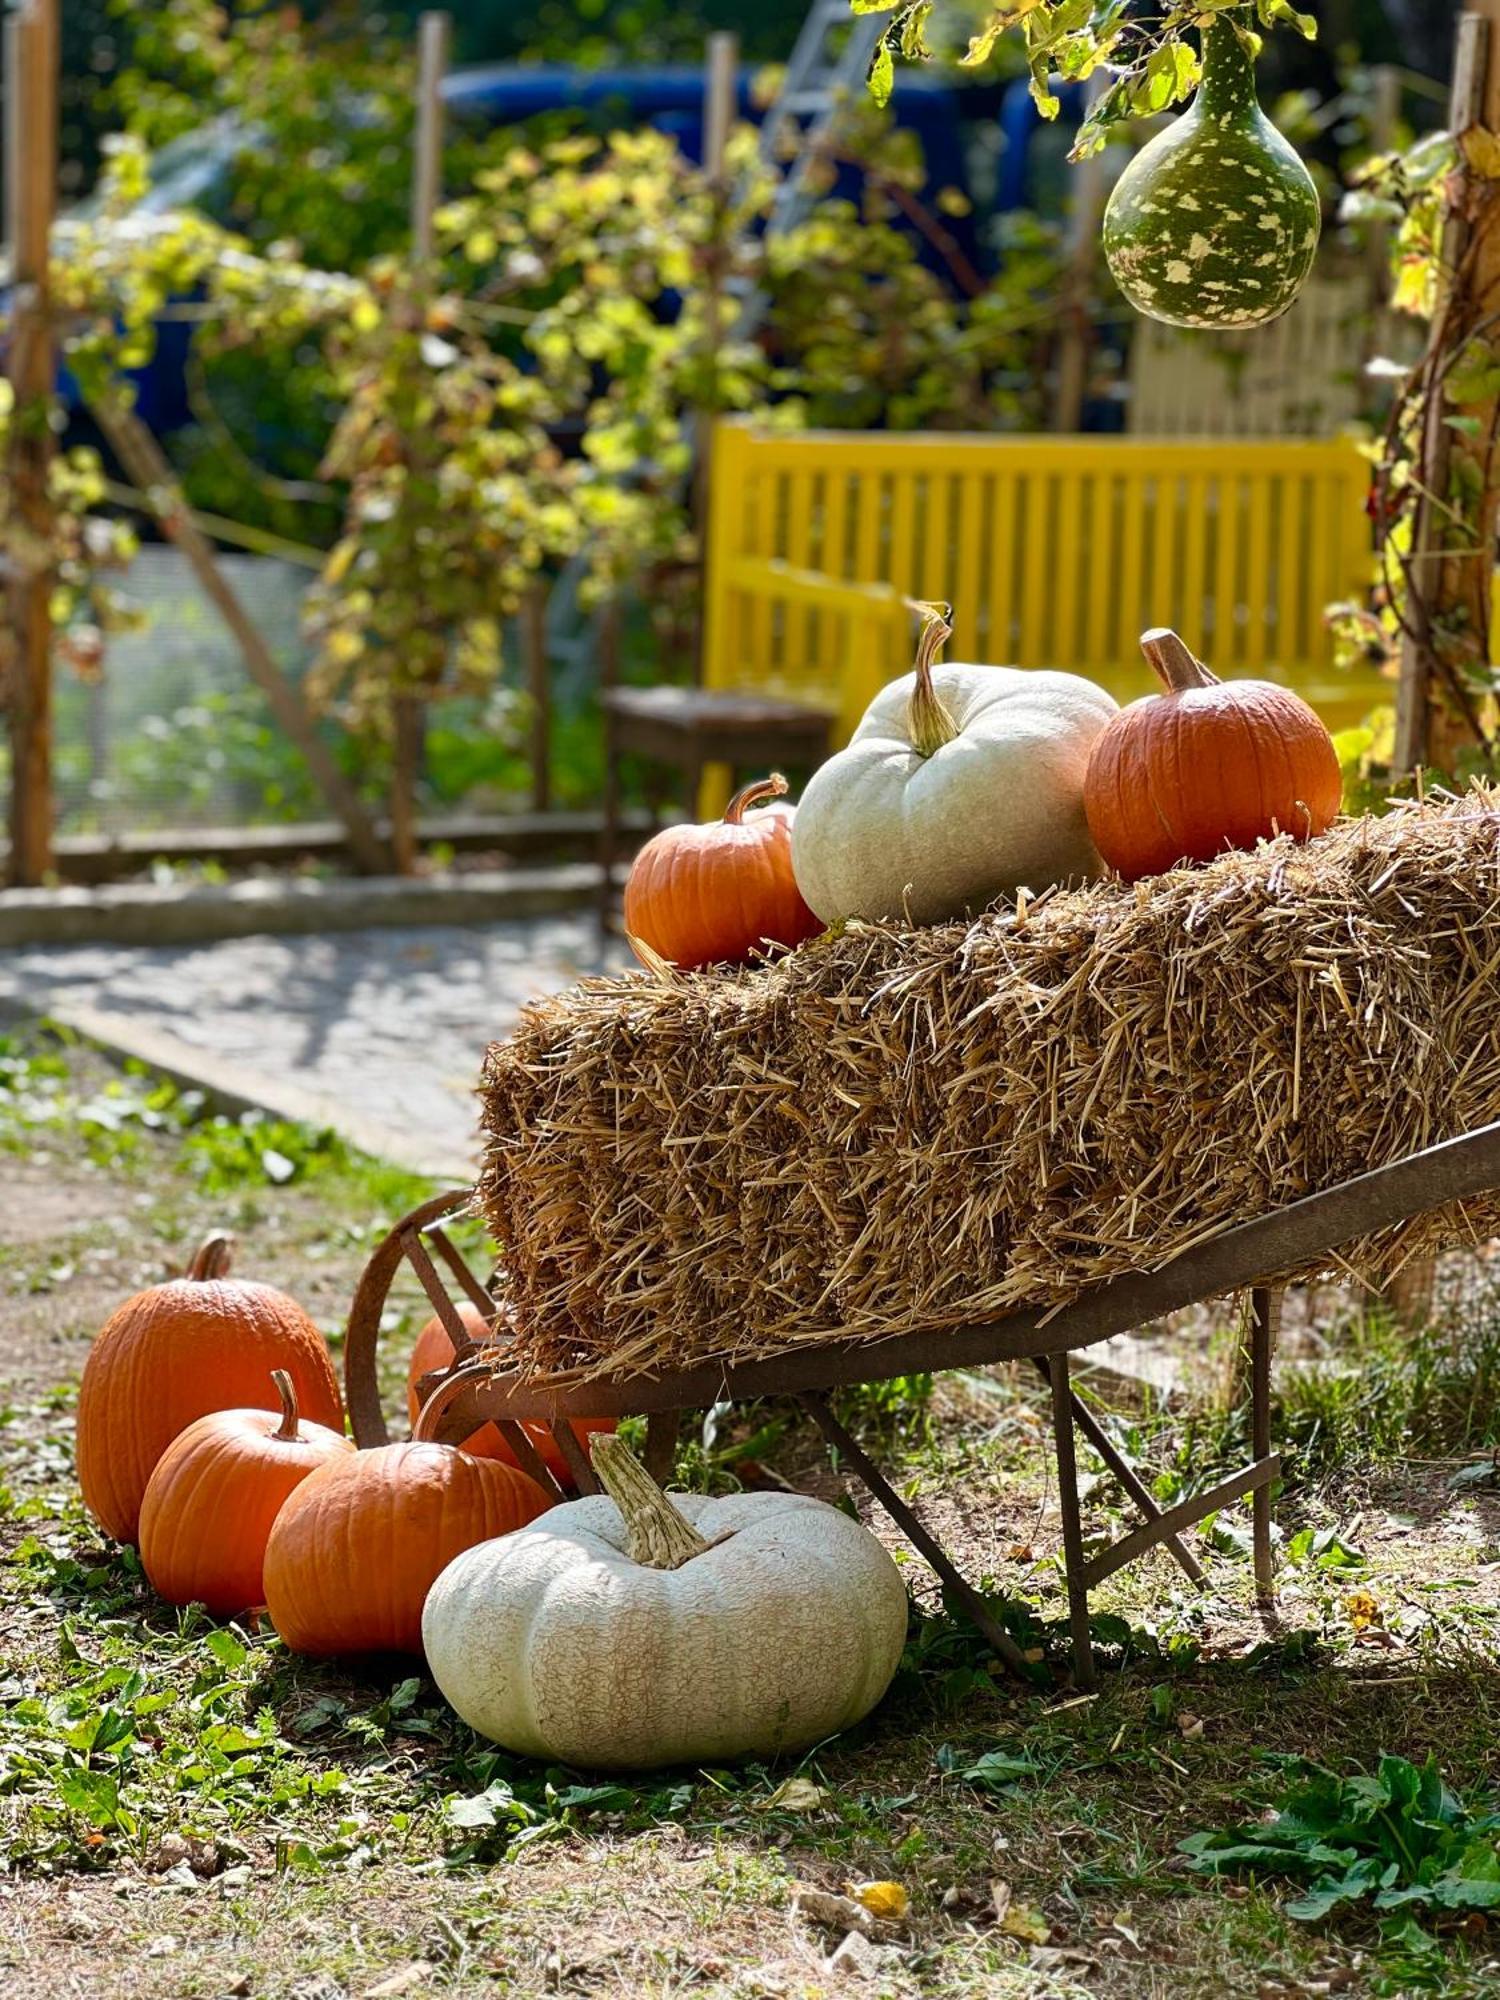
[91, 394, 390, 876]
[410, 11, 449, 265]
[4, 0, 59, 887]
[523, 588, 550, 812]
[1395, 5, 1500, 775]
[693, 31, 739, 642]
[390, 9, 452, 870]
[1052, 72, 1106, 434]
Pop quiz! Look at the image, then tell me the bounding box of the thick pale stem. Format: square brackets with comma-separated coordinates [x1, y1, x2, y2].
[905, 602, 958, 758]
[1141, 627, 1220, 693]
[590, 1434, 712, 1570]
[187, 1233, 234, 1282]
[1198, 12, 1258, 119]
[724, 773, 788, 826]
[270, 1369, 300, 1443]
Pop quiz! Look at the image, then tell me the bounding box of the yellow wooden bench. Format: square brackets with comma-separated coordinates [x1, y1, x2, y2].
[700, 418, 1389, 808]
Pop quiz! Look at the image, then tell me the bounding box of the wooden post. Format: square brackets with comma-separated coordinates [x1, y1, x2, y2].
[410, 11, 449, 266]
[4, 0, 59, 887]
[523, 588, 550, 811]
[693, 30, 739, 665]
[1394, 5, 1500, 776]
[91, 395, 390, 876]
[389, 8, 451, 874]
[1052, 73, 1106, 434]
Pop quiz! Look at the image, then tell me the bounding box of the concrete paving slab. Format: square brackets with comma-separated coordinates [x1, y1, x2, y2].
[0, 915, 629, 1179]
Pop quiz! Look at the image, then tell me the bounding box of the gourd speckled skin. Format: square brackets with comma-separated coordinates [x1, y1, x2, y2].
[1102, 14, 1321, 330]
[422, 1456, 909, 1769]
[790, 610, 1118, 926]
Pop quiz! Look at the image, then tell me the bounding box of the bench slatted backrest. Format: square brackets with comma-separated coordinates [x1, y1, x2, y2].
[703, 422, 1385, 741]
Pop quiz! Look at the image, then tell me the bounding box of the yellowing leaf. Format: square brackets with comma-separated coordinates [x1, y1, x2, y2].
[847, 1880, 909, 1922]
[999, 1899, 1051, 1944]
[1344, 1589, 1381, 1632]
[755, 1776, 825, 1814]
[1462, 125, 1500, 180]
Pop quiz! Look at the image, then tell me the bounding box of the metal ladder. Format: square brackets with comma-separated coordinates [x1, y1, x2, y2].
[727, 0, 887, 338]
[544, 1, 887, 672]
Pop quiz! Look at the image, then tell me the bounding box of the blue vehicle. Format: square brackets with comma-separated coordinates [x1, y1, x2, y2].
[48, 65, 1089, 437]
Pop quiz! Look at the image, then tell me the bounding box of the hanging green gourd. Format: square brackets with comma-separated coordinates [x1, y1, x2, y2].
[1102, 10, 1321, 330]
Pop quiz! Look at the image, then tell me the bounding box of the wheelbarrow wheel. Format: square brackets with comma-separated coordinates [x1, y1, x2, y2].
[342, 1187, 498, 1448]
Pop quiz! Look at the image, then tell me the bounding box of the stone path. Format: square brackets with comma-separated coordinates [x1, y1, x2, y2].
[0, 917, 629, 1179]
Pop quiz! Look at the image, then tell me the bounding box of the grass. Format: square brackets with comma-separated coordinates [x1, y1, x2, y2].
[2, 1022, 1500, 1995]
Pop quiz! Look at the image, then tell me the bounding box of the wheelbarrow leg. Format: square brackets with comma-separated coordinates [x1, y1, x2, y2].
[796, 1392, 1033, 1681]
[1033, 1355, 1204, 1587]
[1250, 1286, 1280, 1606]
[1049, 1351, 1096, 1690]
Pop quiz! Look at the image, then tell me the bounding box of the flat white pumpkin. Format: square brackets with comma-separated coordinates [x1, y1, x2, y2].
[422, 1438, 907, 1770]
[791, 607, 1118, 926]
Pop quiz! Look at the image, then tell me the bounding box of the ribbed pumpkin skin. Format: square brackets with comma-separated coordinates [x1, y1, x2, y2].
[77, 1263, 344, 1547]
[406, 1305, 614, 1484]
[139, 1401, 353, 1616]
[1084, 677, 1342, 882]
[624, 778, 821, 970]
[1102, 16, 1320, 330]
[423, 1489, 910, 1769]
[263, 1442, 550, 1657]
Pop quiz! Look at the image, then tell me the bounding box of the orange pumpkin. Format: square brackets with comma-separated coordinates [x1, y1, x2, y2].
[77, 1235, 344, 1546]
[1083, 628, 1341, 883]
[623, 773, 822, 971]
[139, 1370, 353, 1616]
[262, 1430, 550, 1657]
[406, 1302, 615, 1486]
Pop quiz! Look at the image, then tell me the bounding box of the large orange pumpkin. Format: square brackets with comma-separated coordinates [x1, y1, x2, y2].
[77, 1235, 344, 1546]
[139, 1370, 353, 1616]
[406, 1302, 615, 1486]
[1083, 628, 1341, 883]
[623, 773, 822, 971]
[262, 1432, 550, 1657]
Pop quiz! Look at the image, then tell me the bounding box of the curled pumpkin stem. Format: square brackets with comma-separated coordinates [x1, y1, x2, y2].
[187, 1233, 234, 1283]
[270, 1368, 300, 1443]
[904, 600, 958, 758]
[724, 773, 788, 826]
[590, 1433, 713, 1570]
[1141, 627, 1220, 693]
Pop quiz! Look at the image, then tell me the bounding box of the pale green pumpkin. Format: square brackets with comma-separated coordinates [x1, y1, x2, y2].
[1103, 12, 1321, 331]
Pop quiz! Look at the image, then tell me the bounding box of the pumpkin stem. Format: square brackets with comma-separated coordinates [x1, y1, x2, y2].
[590, 1434, 713, 1570]
[1140, 628, 1220, 694]
[187, 1233, 234, 1282]
[724, 773, 788, 826]
[270, 1369, 301, 1443]
[905, 601, 959, 758]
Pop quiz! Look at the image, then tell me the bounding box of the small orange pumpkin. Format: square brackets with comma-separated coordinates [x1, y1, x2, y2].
[139, 1370, 353, 1616]
[77, 1234, 344, 1547]
[405, 1303, 615, 1487]
[262, 1417, 551, 1657]
[623, 773, 822, 971]
[1083, 628, 1342, 883]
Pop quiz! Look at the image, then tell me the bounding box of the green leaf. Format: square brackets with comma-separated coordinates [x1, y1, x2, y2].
[869, 41, 895, 110]
[957, 1749, 1043, 1793]
[204, 1629, 248, 1672]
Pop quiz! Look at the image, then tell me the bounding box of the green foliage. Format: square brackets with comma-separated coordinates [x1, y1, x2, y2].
[1182, 1753, 1500, 1927]
[860, 0, 1316, 156]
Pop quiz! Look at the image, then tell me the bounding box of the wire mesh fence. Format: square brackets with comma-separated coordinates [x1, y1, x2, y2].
[49, 548, 329, 835]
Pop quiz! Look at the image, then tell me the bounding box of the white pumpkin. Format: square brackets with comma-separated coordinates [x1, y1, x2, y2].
[422, 1436, 908, 1770]
[791, 605, 1118, 926]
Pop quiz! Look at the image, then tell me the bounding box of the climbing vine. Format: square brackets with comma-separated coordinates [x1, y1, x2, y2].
[858, 0, 1315, 152]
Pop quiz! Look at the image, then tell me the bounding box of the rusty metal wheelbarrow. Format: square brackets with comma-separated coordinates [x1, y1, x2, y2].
[344, 1123, 1500, 1689]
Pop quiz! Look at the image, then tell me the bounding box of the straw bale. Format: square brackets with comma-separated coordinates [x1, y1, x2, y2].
[477, 790, 1500, 1384]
